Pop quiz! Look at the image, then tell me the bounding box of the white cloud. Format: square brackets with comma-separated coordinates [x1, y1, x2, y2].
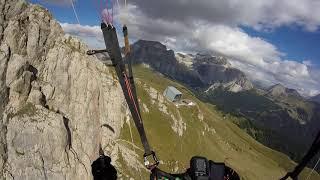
[59, 21, 128, 48]
[119, 6, 320, 96]
[60, 23, 101, 37]
[43, 0, 320, 31]
[60, 22, 105, 48]
[303, 60, 313, 66]
[190, 24, 319, 96]
[129, 0, 320, 32]
[192, 25, 281, 65]
[58, 2, 320, 97]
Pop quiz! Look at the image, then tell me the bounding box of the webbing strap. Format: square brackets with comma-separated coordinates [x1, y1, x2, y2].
[123, 26, 131, 55]
[101, 23, 152, 155]
[281, 130, 320, 180]
[122, 26, 141, 115]
[123, 73, 142, 123]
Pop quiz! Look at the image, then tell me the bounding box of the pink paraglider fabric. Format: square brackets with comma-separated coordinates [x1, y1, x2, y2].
[102, 8, 112, 24]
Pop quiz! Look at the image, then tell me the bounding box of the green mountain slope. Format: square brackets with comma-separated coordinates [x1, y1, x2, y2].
[116, 65, 320, 180]
[199, 87, 320, 167]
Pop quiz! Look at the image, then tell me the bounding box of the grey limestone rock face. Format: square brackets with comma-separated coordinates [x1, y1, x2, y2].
[0, 1, 130, 179]
[128, 40, 253, 92]
[267, 84, 301, 98]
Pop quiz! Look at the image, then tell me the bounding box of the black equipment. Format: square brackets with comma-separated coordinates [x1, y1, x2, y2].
[89, 23, 159, 170]
[150, 156, 240, 180]
[90, 155, 240, 180]
[91, 155, 117, 180]
[280, 131, 320, 180]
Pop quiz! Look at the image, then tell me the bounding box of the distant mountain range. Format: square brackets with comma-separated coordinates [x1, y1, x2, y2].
[126, 40, 320, 169]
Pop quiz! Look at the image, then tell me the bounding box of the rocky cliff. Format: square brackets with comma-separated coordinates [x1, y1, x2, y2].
[0, 1, 130, 179]
[127, 40, 202, 87]
[193, 54, 253, 92]
[267, 84, 302, 98]
[127, 40, 253, 92]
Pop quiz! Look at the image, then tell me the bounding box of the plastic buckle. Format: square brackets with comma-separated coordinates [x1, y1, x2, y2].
[143, 151, 159, 170]
[87, 50, 96, 55]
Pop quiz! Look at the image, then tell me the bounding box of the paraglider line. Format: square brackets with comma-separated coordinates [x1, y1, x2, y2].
[306, 157, 320, 180]
[70, 0, 81, 25]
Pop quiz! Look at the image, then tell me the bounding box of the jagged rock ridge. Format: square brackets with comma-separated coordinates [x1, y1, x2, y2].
[192, 54, 253, 92]
[128, 40, 202, 87]
[267, 84, 301, 98]
[0, 1, 137, 179]
[127, 40, 253, 92]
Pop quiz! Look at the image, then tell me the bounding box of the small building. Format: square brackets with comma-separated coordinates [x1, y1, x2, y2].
[163, 86, 182, 102]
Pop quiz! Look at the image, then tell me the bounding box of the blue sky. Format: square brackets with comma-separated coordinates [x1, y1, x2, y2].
[30, 0, 101, 25]
[29, 0, 320, 96]
[31, 0, 320, 65]
[242, 26, 320, 66]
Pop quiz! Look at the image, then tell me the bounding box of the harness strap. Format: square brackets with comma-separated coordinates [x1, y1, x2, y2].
[123, 26, 131, 55]
[123, 73, 142, 123]
[101, 23, 152, 156]
[281, 130, 320, 180]
[122, 26, 142, 115]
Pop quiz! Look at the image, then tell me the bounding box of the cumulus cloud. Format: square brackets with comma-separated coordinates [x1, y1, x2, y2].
[60, 22, 104, 48]
[129, 0, 320, 31]
[114, 3, 320, 96]
[231, 59, 319, 96]
[58, 1, 320, 97]
[60, 23, 101, 37]
[303, 60, 313, 66]
[59, 21, 129, 48]
[189, 24, 319, 96]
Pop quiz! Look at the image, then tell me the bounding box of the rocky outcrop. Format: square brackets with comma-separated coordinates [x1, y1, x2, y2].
[0, 1, 130, 179]
[267, 84, 301, 98]
[193, 54, 253, 92]
[127, 40, 253, 92]
[175, 53, 194, 68]
[127, 40, 202, 87]
[193, 53, 231, 67]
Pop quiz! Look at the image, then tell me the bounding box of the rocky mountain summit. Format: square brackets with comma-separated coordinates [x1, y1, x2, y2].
[128, 40, 202, 87]
[192, 54, 253, 92]
[0, 1, 133, 179]
[193, 53, 231, 67]
[267, 84, 301, 98]
[127, 40, 253, 92]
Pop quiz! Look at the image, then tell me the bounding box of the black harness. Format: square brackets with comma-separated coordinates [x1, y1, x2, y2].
[281, 131, 320, 180]
[100, 23, 159, 169]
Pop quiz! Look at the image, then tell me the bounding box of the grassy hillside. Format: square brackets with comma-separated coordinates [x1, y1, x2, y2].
[116, 65, 320, 180]
[197, 87, 320, 168]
